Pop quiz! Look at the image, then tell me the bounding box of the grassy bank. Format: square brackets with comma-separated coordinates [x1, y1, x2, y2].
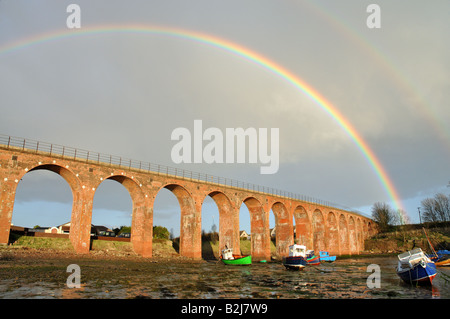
[5, 236, 276, 260]
[364, 225, 450, 254]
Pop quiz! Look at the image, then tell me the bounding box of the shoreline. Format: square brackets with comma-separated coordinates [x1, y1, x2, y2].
[0, 244, 395, 264]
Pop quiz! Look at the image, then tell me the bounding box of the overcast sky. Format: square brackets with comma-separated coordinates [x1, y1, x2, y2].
[1, 1, 449, 235]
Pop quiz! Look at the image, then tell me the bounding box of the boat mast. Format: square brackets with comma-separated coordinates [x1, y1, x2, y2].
[422, 227, 438, 258]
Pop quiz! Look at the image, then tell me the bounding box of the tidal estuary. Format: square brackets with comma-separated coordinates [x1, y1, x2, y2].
[0, 251, 449, 299]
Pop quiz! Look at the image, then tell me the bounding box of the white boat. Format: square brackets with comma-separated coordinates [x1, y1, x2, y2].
[282, 244, 307, 270]
[396, 248, 437, 285]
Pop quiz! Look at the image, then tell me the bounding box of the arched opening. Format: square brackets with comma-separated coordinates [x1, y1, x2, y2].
[292, 213, 297, 244]
[91, 178, 133, 236]
[293, 205, 310, 247]
[367, 221, 375, 237]
[93, 175, 147, 256]
[154, 184, 199, 258]
[269, 208, 275, 252]
[271, 202, 292, 257]
[241, 197, 270, 261]
[326, 212, 339, 256]
[312, 209, 325, 252]
[12, 168, 73, 237]
[348, 216, 356, 254]
[339, 214, 349, 255]
[356, 218, 362, 254]
[153, 187, 180, 255]
[200, 191, 235, 260]
[200, 195, 220, 259]
[239, 202, 251, 256]
[92, 177, 133, 252]
[7, 164, 82, 251]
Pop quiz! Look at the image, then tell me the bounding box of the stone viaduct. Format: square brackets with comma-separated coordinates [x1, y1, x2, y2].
[0, 136, 376, 260]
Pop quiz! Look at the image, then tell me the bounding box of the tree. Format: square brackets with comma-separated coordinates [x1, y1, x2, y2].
[371, 202, 395, 232]
[391, 209, 410, 226]
[153, 226, 170, 240]
[421, 193, 450, 223]
[114, 226, 131, 235]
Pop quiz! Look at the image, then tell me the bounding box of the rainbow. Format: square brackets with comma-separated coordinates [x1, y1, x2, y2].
[0, 24, 405, 212]
[301, 1, 450, 153]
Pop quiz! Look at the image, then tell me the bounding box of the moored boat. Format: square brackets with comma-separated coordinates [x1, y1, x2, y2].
[427, 252, 450, 267]
[319, 251, 336, 262]
[220, 247, 252, 265]
[306, 250, 320, 266]
[422, 227, 450, 267]
[396, 248, 437, 285]
[282, 244, 307, 270]
[435, 250, 450, 266]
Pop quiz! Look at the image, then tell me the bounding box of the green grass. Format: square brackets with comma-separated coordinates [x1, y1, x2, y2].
[365, 227, 450, 253]
[91, 240, 133, 252]
[13, 236, 75, 251]
[9, 236, 278, 258]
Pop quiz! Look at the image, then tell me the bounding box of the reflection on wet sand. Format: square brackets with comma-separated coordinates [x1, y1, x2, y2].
[0, 255, 449, 299]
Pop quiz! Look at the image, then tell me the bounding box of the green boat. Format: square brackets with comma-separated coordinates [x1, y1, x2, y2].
[221, 247, 252, 265]
[221, 255, 252, 265]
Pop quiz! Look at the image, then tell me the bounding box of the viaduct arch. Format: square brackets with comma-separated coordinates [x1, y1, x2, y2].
[0, 142, 376, 260]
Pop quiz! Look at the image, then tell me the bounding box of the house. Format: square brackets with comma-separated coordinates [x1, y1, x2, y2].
[240, 230, 250, 240]
[91, 225, 113, 236]
[38, 222, 71, 234]
[26, 222, 113, 236]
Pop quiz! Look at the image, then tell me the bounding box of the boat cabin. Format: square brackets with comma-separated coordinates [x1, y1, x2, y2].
[398, 248, 429, 269]
[222, 247, 234, 260]
[288, 244, 306, 257]
[306, 250, 315, 257]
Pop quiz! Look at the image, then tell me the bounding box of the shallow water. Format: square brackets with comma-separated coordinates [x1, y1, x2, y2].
[0, 256, 449, 299]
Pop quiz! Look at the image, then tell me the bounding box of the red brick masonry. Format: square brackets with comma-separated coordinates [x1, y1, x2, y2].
[0, 145, 376, 260]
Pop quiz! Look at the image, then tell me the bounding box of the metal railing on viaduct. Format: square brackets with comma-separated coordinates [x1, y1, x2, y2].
[0, 134, 375, 260]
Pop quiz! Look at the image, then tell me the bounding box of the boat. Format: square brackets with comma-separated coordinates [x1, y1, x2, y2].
[427, 251, 450, 267]
[282, 244, 307, 270]
[306, 250, 321, 265]
[220, 247, 252, 265]
[319, 251, 336, 262]
[434, 250, 450, 266]
[396, 248, 437, 285]
[422, 227, 450, 267]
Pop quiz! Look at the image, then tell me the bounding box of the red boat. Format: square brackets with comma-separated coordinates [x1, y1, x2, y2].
[306, 250, 320, 265]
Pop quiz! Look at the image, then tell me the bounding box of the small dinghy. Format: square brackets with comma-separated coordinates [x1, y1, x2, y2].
[306, 250, 321, 265]
[396, 248, 437, 285]
[220, 247, 252, 265]
[319, 251, 336, 262]
[282, 244, 307, 270]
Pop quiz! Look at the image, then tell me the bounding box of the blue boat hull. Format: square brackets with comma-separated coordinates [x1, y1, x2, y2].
[320, 256, 336, 262]
[319, 251, 336, 262]
[282, 256, 307, 270]
[397, 262, 437, 285]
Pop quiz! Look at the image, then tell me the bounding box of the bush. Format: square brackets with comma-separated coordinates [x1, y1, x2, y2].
[153, 226, 170, 240]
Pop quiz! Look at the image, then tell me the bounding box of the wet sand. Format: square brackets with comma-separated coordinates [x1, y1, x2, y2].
[1, 247, 449, 299]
